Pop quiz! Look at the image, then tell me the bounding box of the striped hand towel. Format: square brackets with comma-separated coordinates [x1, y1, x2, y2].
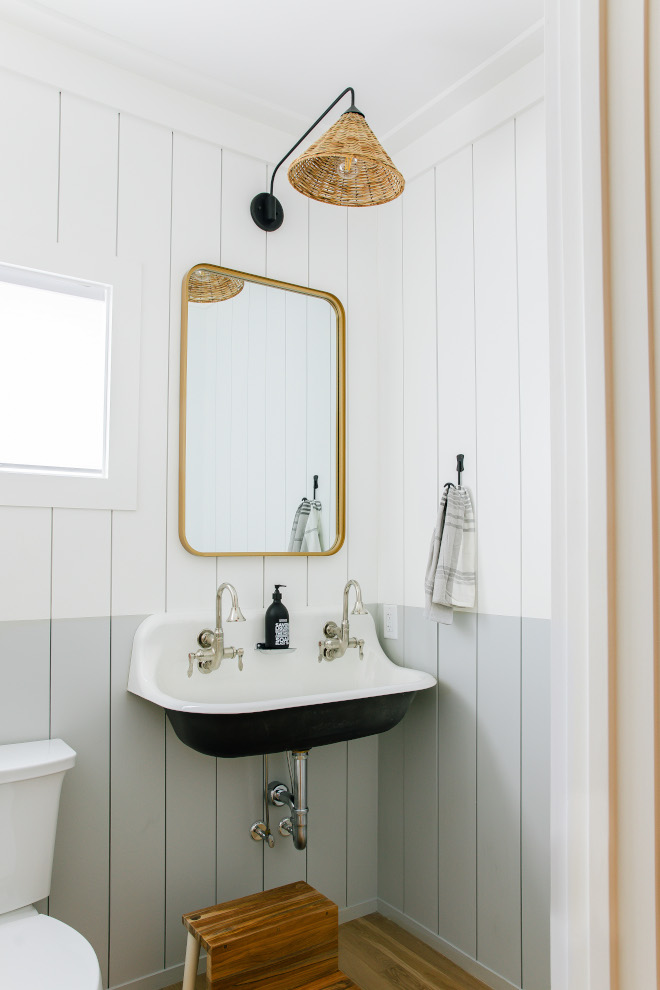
[425, 485, 476, 624]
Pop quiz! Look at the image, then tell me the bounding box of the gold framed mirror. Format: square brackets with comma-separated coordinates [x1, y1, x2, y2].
[179, 264, 345, 556]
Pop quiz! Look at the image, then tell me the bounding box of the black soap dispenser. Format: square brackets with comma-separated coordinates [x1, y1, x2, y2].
[265, 585, 289, 649]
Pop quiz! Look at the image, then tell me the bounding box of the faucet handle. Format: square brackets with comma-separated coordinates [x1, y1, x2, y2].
[348, 637, 365, 659]
[187, 652, 196, 678]
[236, 648, 244, 672]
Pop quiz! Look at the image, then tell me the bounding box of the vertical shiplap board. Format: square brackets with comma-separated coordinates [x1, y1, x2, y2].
[306, 297, 332, 547]
[51, 509, 111, 619]
[307, 200, 348, 605]
[516, 103, 551, 990]
[58, 93, 117, 249]
[473, 121, 521, 986]
[346, 209, 379, 601]
[263, 751, 307, 891]
[264, 167, 309, 602]
[50, 502, 111, 988]
[521, 619, 551, 990]
[109, 615, 165, 986]
[402, 608, 438, 932]
[264, 287, 287, 554]
[0, 508, 51, 622]
[165, 720, 217, 968]
[0, 620, 50, 744]
[228, 293, 249, 552]
[215, 150, 268, 903]
[52, 40, 115, 940]
[472, 121, 521, 619]
[165, 132, 221, 970]
[402, 172, 438, 608]
[306, 740, 347, 908]
[51, 107, 116, 983]
[0, 72, 57, 737]
[112, 115, 171, 615]
[376, 606, 406, 910]
[218, 150, 268, 608]
[216, 751, 264, 902]
[516, 104, 551, 623]
[167, 133, 220, 610]
[434, 147, 478, 955]
[305, 196, 349, 911]
[0, 70, 58, 246]
[186, 304, 218, 549]
[346, 733, 378, 907]
[50, 617, 110, 986]
[109, 115, 170, 982]
[435, 147, 477, 572]
[215, 303, 233, 550]
[284, 293, 308, 537]
[436, 613, 477, 955]
[247, 285, 267, 551]
[376, 200, 404, 605]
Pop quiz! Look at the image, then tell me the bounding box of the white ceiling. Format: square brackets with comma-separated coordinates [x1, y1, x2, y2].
[0, 0, 544, 147]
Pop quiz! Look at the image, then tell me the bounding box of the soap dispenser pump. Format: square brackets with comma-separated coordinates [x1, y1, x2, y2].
[265, 585, 289, 649]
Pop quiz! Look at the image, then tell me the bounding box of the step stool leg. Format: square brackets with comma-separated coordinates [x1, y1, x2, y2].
[182, 931, 201, 990]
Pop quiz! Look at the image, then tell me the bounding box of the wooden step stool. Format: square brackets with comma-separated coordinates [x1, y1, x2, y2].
[181, 881, 359, 990]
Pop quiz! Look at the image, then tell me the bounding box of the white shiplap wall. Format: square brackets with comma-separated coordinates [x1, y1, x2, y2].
[0, 66, 379, 989]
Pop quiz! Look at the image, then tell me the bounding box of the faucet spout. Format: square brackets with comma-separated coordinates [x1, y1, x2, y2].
[318, 578, 368, 662]
[216, 582, 245, 648]
[187, 583, 245, 676]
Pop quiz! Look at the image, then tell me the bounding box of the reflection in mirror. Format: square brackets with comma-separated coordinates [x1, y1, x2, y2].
[180, 266, 345, 556]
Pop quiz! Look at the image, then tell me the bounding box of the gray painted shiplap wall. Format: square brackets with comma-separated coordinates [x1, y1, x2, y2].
[376, 607, 550, 990]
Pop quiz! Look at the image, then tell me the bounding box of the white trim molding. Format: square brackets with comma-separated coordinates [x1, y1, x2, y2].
[546, 0, 612, 988]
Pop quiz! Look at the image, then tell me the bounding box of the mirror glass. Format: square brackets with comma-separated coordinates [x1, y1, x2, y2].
[180, 265, 345, 556]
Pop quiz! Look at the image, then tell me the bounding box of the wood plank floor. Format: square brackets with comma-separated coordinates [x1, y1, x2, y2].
[163, 912, 490, 990]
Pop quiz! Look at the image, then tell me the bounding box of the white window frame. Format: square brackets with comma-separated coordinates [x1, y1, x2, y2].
[0, 242, 141, 509]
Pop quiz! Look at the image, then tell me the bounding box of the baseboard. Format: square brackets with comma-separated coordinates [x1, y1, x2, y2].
[109, 951, 206, 990]
[338, 899, 378, 924]
[376, 900, 520, 990]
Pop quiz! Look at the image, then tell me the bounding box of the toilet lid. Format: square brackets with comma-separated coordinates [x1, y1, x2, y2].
[0, 913, 102, 990]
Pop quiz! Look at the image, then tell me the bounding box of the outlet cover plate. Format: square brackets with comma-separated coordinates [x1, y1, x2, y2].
[383, 604, 398, 640]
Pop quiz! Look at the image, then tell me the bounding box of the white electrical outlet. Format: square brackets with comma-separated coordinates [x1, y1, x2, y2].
[383, 604, 398, 640]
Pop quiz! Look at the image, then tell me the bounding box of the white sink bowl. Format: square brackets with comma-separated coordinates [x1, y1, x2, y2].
[128, 607, 436, 757]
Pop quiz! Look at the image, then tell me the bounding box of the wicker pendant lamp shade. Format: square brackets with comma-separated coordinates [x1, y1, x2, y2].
[250, 87, 405, 231]
[188, 268, 244, 303]
[288, 111, 404, 207]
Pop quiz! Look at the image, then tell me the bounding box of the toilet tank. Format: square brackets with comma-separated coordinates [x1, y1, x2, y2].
[0, 739, 76, 914]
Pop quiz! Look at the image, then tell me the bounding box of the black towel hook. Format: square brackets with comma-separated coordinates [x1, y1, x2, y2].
[313, 475, 319, 501]
[456, 454, 464, 487]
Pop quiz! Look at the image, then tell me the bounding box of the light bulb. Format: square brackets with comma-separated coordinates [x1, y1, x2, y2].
[337, 155, 358, 178]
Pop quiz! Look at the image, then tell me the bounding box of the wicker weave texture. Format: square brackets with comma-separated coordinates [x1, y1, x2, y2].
[287, 111, 405, 207]
[188, 268, 244, 303]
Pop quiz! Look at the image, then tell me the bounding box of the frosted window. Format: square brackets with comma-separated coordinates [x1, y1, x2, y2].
[0, 264, 110, 476]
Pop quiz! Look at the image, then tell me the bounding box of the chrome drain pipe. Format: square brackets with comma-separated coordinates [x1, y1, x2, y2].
[267, 750, 309, 850]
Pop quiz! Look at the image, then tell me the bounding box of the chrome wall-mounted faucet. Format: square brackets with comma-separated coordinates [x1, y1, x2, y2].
[318, 578, 367, 662]
[187, 582, 245, 677]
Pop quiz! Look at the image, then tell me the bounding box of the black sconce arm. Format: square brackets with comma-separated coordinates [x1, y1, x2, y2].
[251, 86, 362, 232]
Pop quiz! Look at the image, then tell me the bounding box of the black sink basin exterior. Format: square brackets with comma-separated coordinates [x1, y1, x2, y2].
[166, 691, 417, 757]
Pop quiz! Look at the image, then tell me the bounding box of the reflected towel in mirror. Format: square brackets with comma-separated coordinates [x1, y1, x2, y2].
[288, 498, 324, 552]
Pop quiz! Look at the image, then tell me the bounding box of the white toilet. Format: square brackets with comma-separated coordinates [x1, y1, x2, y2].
[0, 738, 103, 990]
